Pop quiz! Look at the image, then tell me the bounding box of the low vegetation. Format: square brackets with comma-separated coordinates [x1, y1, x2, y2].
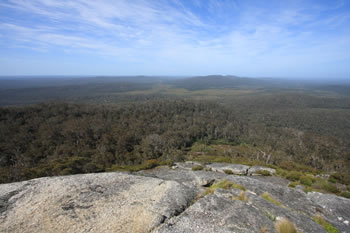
[232, 191, 248, 202]
[192, 165, 204, 171]
[313, 215, 339, 233]
[288, 182, 298, 188]
[108, 159, 172, 172]
[312, 178, 340, 194]
[200, 180, 245, 198]
[224, 169, 234, 175]
[275, 218, 297, 233]
[255, 170, 272, 176]
[340, 191, 350, 198]
[299, 175, 315, 186]
[261, 192, 283, 207]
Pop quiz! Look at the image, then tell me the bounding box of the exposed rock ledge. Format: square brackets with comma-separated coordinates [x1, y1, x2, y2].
[0, 163, 349, 233]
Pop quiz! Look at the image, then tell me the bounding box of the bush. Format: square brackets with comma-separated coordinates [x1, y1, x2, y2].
[108, 159, 166, 172]
[275, 218, 297, 233]
[329, 173, 350, 185]
[313, 179, 340, 194]
[256, 170, 272, 176]
[288, 182, 298, 188]
[313, 215, 339, 233]
[340, 191, 350, 199]
[224, 169, 233, 175]
[300, 175, 314, 186]
[285, 171, 302, 181]
[304, 186, 315, 193]
[279, 161, 316, 173]
[192, 165, 204, 171]
[328, 177, 337, 183]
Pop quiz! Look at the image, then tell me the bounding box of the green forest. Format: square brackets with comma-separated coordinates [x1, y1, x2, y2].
[0, 76, 349, 184]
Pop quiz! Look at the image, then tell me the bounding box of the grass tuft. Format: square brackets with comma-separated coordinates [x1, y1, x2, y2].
[313, 215, 339, 233]
[275, 218, 297, 233]
[256, 170, 272, 176]
[232, 191, 248, 202]
[199, 179, 246, 198]
[261, 192, 283, 207]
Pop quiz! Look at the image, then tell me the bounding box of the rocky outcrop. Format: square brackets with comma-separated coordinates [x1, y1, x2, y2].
[247, 166, 276, 176]
[0, 163, 349, 233]
[0, 172, 196, 233]
[206, 163, 250, 175]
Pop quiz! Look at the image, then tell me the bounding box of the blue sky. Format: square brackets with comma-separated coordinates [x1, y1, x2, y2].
[0, 0, 350, 78]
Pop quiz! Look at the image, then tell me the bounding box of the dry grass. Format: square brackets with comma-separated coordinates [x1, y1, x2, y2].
[275, 218, 297, 233]
[232, 191, 248, 202]
[260, 226, 268, 233]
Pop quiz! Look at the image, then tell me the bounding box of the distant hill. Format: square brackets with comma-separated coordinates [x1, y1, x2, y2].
[170, 75, 268, 90]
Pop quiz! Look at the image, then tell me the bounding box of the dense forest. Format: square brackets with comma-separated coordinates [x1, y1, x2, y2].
[0, 76, 349, 183]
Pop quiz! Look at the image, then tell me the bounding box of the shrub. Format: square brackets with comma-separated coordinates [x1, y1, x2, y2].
[340, 191, 350, 199]
[144, 159, 160, 169]
[303, 186, 315, 193]
[275, 218, 297, 233]
[288, 182, 298, 188]
[313, 179, 340, 194]
[328, 177, 337, 183]
[261, 192, 283, 207]
[347, 185, 350, 192]
[192, 165, 204, 171]
[300, 175, 313, 186]
[329, 173, 350, 185]
[108, 159, 166, 172]
[285, 171, 302, 181]
[256, 170, 272, 176]
[224, 169, 234, 175]
[276, 168, 287, 177]
[279, 161, 316, 173]
[313, 215, 339, 233]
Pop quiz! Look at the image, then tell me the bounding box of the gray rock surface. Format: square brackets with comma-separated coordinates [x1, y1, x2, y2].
[247, 166, 276, 176]
[0, 172, 196, 233]
[1, 163, 350, 233]
[206, 163, 250, 175]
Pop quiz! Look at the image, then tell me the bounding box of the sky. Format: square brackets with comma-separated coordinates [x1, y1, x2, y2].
[0, 0, 350, 78]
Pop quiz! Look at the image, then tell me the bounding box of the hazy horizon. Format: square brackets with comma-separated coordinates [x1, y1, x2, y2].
[1, 0, 350, 78]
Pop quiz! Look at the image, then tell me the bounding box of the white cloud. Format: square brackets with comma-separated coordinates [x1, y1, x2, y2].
[0, 0, 349, 76]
